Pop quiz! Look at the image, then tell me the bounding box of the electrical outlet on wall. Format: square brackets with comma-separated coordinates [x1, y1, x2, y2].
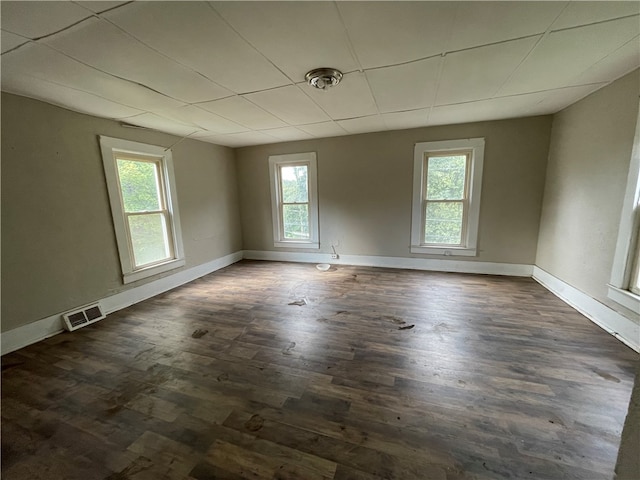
[331, 244, 339, 260]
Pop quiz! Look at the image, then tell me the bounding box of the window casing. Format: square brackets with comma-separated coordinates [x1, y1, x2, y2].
[411, 138, 484, 256]
[269, 152, 319, 249]
[100, 136, 185, 284]
[609, 104, 640, 311]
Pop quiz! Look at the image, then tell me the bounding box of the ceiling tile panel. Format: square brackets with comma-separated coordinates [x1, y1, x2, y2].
[297, 122, 349, 138]
[570, 36, 640, 85]
[552, 2, 639, 31]
[245, 85, 330, 125]
[1, 30, 28, 53]
[381, 109, 430, 131]
[194, 131, 280, 148]
[436, 36, 539, 106]
[45, 18, 232, 103]
[75, 1, 129, 14]
[121, 113, 202, 137]
[212, 1, 357, 80]
[366, 57, 441, 113]
[526, 84, 607, 115]
[338, 2, 457, 69]
[337, 115, 386, 135]
[300, 72, 378, 120]
[2, 71, 144, 119]
[156, 105, 248, 134]
[1, 1, 91, 39]
[197, 96, 287, 130]
[2, 42, 186, 112]
[104, 1, 290, 94]
[337, 2, 456, 68]
[499, 16, 640, 96]
[449, 2, 565, 51]
[259, 127, 314, 142]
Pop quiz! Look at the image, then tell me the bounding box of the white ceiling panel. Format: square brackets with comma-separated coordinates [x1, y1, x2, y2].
[381, 109, 430, 131]
[1, 30, 28, 53]
[499, 15, 640, 96]
[259, 127, 314, 142]
[2, 42, 186, 112]
[570, 36, 640, 85]
[2, 71, 144, 119]
[157, 105, 248, 134]
[194, 131, 280, 148]
[436, 36, 540, 106]
[245, 85, 330, 125]
[337, 115, 386, 135]
[526, 84, 607, 116]
[122, 113, 202, 137]
[448, 2, 565, 52]
[366, 57, 441, 113]
[0, 1, 91, 39]
[104, 1, 290, 94]
[212, 1, 357, 80]
[74, 1, 129, 14]
[45, 18, 231, 103]
[551, 2, 639, 31]
[300, 72, 378, 120]
[337, 1, 457, 69]
[297, 122, 349, 138]
[197, 96, 287, 130]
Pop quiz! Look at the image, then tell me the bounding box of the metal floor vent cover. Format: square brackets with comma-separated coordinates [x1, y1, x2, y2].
[62, 303, 105, 331]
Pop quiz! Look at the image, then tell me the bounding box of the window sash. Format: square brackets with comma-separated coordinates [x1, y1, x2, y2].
[421, 151, 471, 247]
[630, 223, 640, 295]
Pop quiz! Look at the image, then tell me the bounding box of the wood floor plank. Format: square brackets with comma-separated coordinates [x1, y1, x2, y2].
[2, 260, 637, 480]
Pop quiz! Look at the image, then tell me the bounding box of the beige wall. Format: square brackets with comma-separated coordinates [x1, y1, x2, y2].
[536, 70, 640, 322]
[236, 116, 552, 264]
[1, 93, 243, 332]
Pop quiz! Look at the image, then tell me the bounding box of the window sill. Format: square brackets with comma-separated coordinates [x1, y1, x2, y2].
[410, 245, 477, 257]
[274, 241, 320, 250]
[123, 258, 186, 284]
[607, 285, 640, 313]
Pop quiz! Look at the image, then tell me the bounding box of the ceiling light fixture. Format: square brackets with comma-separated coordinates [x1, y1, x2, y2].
[305, 68, 343, 91]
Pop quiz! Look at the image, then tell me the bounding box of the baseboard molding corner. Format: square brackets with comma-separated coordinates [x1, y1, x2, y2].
[532, 266, 640, 352]
[1, 250, 244, 355]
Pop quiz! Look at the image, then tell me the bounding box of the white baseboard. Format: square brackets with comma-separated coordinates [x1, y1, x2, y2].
[242, 250, 534, 277]
[1, 251, 243, 355]
[533, 266, 640, 352]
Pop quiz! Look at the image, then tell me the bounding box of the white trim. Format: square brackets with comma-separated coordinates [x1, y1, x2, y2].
[411, 138, 485, 256]
[533, 266, 639, 352]
[607, 285, 640, 314]
[1, 251, 243, 355]
[243, 250, 532, 276]
[609, 103, 640, 293]
[268, 152, 319, 249]
[99, 136, 185, 284]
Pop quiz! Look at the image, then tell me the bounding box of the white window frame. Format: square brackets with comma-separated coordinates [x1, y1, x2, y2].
[100, 136, 185, 284]
[268, 152, 319, 249]
[608, 104, 640, 312]
[411, 138, 485, 256]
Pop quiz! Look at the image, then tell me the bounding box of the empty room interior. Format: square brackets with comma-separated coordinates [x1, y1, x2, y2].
[2, 1, 640, 479]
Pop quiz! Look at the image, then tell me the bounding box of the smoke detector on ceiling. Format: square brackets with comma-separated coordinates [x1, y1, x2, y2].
[305, 68, 343, 91]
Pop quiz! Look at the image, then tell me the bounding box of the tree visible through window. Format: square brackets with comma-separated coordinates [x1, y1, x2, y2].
[424, 153, 469, 245]
[116, 156, 173, 267]
[280, 164, 309, 240]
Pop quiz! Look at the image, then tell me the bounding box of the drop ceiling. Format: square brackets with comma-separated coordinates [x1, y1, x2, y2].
[1, 1, 638, 148]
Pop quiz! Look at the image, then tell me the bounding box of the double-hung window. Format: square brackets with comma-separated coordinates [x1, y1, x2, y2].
[411, 138, 484, 256]
[100, 136, 185, 283]
[268, 152, 319, 249]
[609, 104, 640, 310]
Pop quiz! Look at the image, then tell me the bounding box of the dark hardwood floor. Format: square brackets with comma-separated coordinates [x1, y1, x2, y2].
[2, 260, 637, 480]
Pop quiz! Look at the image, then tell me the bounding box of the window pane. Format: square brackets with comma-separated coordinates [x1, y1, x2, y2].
[424, 202, 463, 245]
[128, 213, 171, 267]
[426, 155, 466, 200]
[283, 204, 309, 240]
[117, 159, 161, 212]
[281, 165, 308, 203]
